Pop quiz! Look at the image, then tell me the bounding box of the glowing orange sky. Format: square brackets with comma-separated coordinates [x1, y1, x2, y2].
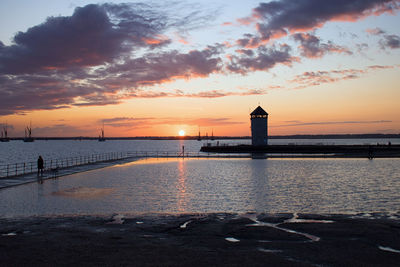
[0, 1, 399, 137]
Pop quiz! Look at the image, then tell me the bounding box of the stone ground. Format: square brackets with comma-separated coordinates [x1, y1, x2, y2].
[1, 213, 400, 266]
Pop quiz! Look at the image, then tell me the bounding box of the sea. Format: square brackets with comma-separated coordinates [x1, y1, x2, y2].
[0, 138, 399, 217]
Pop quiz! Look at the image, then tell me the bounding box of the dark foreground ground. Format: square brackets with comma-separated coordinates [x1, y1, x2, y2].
[1, 213, 400, 266]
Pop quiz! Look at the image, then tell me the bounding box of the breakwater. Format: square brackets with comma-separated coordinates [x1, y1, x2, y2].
[3, 145, 400, 180]
[201, 144, 400, 157]
[0, 151, 252, 179]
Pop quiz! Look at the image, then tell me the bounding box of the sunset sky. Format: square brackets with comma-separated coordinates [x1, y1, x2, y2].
[0, 0, 399, 137]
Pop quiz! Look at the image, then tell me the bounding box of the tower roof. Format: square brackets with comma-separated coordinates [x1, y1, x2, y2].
[250, 106, 268, 116]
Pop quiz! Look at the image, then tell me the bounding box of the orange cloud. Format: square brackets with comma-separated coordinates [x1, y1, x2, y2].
[142, 35, 170, 46]
[221, 22, 233, 26]
[289, 65, 395, 89]
[236, 17, 256, 26]
[292, 33, 352, 58]
[235, 0, 400, 48]
[178, 38, 189, 45]
[127, 88, 267, 99]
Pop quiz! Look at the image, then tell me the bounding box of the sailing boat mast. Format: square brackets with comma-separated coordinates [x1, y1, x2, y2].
[24, 121, 34, 142]
[98, 122, 106, 142]
[197, 127, 201, 141]
[1, 122, 10, 142]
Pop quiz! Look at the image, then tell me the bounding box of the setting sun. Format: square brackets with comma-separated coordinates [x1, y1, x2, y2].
[178, 130, 185, 136]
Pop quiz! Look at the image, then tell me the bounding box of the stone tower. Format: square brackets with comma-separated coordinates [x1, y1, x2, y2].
[250, 106, 268, 146]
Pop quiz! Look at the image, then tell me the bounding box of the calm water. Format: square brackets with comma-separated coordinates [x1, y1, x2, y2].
[1, 138, 399, 165]
[0, 157, 399, 217]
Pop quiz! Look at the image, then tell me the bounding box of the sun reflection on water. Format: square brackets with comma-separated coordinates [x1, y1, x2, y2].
[177, 159, 187, 212]
[1, 158, 400, 217]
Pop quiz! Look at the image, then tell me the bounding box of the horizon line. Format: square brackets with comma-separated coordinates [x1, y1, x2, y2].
[4, 133, 400, 140]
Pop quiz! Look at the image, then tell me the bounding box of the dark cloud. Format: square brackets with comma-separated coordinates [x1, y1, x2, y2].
[0, 2, 224, 115]
[236, 34, 266, 48]
[186, 88, 267, 98]
[227, 44, 298, 73]
[238, 0, 399, 47]
[292, 33, 352, 58]
[0, 2, 177, 114]
[1, 1, 397, 117]
[0, 71, 97, 114]
[235, 49, 255, 56]
[366, 27, 386, 35]
[78, 45, 224, 102]
[32, 124, 91, 136]
[380, 34, 400, 49]
[98, 117, 155, 129]
[366, 27, 400, 49]
[102, 118, 153, 129]
[356, 43, 369, 53]
[125, 87, 267, 99]
[101, 117, 153, 124]
[0, 4, 171, 75]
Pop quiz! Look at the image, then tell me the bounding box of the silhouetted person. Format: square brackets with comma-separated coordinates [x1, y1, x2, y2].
[37, 156, 44, 176]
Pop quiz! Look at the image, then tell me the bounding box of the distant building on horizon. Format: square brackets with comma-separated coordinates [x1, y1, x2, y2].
[250, 106, 268, 146]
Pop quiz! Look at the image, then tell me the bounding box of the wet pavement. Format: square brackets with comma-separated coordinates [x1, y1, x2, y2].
[0, 157, 141, 189]
[1, 213, 400, 266]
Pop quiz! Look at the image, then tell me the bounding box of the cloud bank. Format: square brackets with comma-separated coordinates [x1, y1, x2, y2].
[0, 4, 172, 75]
[0, 3, 224, 115]
[100, 116, 244, 129]
[367, 27, 400, 49]
[292, 33, 352, 58]
[237, 0, 399, 47]
[0, 1, 399, 116]
[289, 65, 395, 88]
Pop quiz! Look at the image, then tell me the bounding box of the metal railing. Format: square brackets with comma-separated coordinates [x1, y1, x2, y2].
[0, 150, 352, 179]
[0, 151, 259, 179]
[0, 151, 130, 178]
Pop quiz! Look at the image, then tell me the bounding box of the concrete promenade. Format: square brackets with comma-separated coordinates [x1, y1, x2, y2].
[0, 156, 140, 189]
[0, 152, 250, 189]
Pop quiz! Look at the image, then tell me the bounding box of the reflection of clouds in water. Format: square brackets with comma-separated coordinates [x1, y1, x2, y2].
[52, 187, 114, 199]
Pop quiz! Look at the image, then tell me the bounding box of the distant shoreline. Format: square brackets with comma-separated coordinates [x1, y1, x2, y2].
[4, 133, 400, 141]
